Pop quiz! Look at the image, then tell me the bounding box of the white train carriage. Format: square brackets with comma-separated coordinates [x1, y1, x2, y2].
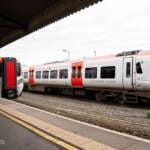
[22, 50, 150, 104]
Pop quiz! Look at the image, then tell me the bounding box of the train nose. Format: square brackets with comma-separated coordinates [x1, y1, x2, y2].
[7, 89, 17, 98]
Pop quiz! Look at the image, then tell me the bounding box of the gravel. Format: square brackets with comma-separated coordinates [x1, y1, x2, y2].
[16, 91, 150, 140]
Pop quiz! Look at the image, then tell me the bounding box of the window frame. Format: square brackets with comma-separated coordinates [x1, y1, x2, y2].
[85, 67, 97, 79]
[42, 70, 49, 79]
[59, 69, 68, 79]
[136, 62, 143, 74]
[0, 62, 3, 77]
[24, 72, 28, 79]
[78, 66, 82, 78]
[50, 70, 58, 79]
[72, 67, 76, 78]
[100, 66, 116, 79]
[36, 71, 41, 79]
[16, 63, 21, 76]
[29, 70, 34, 78]
[126, 62, 131, 78]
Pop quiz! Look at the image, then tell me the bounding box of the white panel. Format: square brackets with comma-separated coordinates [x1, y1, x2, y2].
[135, 56, 150, 90]
[83, 57, 123, 89]
[34, 62, 72, 87]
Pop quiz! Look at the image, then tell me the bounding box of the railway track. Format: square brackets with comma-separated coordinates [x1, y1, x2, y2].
[23, 90, 150, 109]
[16, 91, 150, 140]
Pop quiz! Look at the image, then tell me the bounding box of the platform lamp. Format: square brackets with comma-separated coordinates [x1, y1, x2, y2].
[94, 50, 96, 57]
[62, 49, 70, 60]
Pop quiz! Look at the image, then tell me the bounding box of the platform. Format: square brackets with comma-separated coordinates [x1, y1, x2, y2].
[0, 114, 62, 150]
[0, 98, 150, 150]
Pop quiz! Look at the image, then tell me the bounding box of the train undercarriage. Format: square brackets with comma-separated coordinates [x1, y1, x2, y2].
[24, 84, 150, 105]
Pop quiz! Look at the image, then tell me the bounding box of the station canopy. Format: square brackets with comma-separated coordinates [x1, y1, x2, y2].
[0, 0, 102, 47]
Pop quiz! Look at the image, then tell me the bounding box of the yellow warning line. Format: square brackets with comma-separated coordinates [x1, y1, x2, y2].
[0, 110, 79, 150]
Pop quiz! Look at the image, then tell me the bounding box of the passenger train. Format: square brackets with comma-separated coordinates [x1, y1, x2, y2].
[22, 50, 150, 104]
[0, 57, 23, 99]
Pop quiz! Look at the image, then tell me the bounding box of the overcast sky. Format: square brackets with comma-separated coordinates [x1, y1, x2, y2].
[1, 0, 150, 65]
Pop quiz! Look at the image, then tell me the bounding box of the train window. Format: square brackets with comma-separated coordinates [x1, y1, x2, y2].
[0, 62, 3, 77]
[50, 70, 57, 79]
[42, 70, 49, 79]
[16, 63, 21, 76]
[85, 67, 97, 78]
[59, 69, 68, 79]
[136, 62, 143, 74]
[126, 62, 131, 77]
[78, 66, 81, 78]
[101, 66, 115, 78]
[30, 70, 34, 78]
[36, 71, 41, 79]
[24, 72, 28, 79]
[72, 67, 76, 78]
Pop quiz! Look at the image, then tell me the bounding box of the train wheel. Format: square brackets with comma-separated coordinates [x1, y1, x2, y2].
[96, 93, 104, 102]
[118, 94, 126, 105]
[45, 87, 51, 94]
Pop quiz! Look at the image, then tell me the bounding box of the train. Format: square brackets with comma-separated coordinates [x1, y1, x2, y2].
[22, 50, 150, 104]
[0, 57, 23, 99]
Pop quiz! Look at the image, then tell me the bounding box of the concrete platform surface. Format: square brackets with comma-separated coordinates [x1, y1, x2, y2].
[0, 98, 150, 150]
[0, 114, 63, 150]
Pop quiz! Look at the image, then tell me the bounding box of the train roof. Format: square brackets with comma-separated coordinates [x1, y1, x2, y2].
[68, 50, 150, 63]
[23, 50, 150, 69]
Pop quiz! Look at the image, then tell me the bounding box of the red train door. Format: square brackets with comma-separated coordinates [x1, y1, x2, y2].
[5, 60, 16, 89]
[71, 62, 83, 87]
[28, 67, 34, 85]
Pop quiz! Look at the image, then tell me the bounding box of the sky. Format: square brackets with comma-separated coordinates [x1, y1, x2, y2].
[1, 0, 150, 65]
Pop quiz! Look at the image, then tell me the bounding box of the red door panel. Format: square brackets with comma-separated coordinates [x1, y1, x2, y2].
[28, 67, 34, 85]
[71, 62, 83, 87]
[6, 61, 16, 89]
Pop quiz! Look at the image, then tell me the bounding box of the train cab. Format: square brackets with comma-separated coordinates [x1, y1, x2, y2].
[0, 57, 22, 98]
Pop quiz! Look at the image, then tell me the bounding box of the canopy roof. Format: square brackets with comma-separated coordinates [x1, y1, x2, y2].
[0, 0, 102, 47]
